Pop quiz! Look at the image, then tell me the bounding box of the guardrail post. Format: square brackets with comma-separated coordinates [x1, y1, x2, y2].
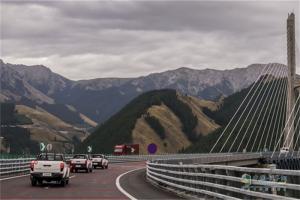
[225, 169, 236, 197]
[203, 167, 211, 199]
[215, 169, 225, 194]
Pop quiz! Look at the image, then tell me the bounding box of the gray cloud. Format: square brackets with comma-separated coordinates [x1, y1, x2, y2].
[1, 0, 299, 80]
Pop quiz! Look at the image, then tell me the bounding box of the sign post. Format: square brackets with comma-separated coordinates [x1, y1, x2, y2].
[46, 144, 53, 152]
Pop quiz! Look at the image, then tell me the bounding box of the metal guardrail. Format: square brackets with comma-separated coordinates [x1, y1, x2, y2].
[0, 158, 33, 176]
[146, 160, 300, 200]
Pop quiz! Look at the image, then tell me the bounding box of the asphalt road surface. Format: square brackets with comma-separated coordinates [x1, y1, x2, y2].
[0, 162, 183, 200]
[119, 168, 183, 200]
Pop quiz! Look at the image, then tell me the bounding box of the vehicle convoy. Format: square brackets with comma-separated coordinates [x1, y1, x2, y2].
[91, 154, 108, 169]
[30, 153, 70, 187]
[114, 144, 139, 155]
[70, 154, 93, 173]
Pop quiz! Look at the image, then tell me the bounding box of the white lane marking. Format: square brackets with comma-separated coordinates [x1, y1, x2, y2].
[116, 167, 145, 200]
[69, 175, 76, 179]
[0, 174, 30, 181]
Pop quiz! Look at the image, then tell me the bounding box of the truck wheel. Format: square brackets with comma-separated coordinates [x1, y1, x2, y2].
[66, 179, 69, 185]
[38, 180, 43, 185]
[89, 168, 93, 173]
[31, 178, 37, 186]
[60, 180, 66, 187]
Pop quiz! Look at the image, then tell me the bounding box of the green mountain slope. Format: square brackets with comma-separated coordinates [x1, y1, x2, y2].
[77, 89, 219, 154]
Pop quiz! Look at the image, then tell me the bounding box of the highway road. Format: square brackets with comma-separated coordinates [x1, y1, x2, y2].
[0, 162, 182, 200]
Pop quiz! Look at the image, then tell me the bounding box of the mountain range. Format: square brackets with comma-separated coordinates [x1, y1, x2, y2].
[1, 59, 272, 124]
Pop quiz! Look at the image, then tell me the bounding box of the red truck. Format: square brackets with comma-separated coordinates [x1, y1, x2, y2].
[114, 144, 139, 155]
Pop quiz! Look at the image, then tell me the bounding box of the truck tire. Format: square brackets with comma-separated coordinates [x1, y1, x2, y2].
[66, 179, 69, 185]
[31, 178, 37, 186]
[60, 179, 66, 187]
[38, 180, 43, 185]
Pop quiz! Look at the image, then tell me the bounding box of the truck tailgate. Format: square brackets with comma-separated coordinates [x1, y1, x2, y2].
[34, 161, 63, 173]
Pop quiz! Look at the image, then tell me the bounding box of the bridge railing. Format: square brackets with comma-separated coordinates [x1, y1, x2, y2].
[0, 158, 33, 176]
[146, 161, 300, 200]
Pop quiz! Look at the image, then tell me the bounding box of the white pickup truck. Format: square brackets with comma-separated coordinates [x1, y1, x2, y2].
[70, 154, 93, 173]
[30, 153, 70, 187]
[91, 154, 108, 169]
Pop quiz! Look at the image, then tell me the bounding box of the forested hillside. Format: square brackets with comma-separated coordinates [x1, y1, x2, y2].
[77, 89, 219, 154]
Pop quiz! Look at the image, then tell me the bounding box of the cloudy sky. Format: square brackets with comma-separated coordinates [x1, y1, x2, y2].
[1, 0, 299, 80]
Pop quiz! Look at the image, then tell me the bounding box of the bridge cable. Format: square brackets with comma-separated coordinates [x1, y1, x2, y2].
[232, 64, 286, 152]
[209, 63, 273, 153]
[272, 94, 300, 158]
[286, 91, 300, 157]
[219, 64, 278, 152]
[251, 66, 287, 152]
[236, 65, 287, 152]
[282, 104, 300, 158]
[245, 71, 287, 152]
[289, 114, 300, 157]
[259, 67, 288, 151]
[280, 98, 300, 157]
[249, 65, 284, 152]
[239, 65, 286, 152]
[272, 76, 288, 152]
[268, 76, 288, 151]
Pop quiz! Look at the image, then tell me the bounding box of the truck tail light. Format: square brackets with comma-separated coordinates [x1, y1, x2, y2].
[30, 160, 37, 171]
[60, 162, 64, 172]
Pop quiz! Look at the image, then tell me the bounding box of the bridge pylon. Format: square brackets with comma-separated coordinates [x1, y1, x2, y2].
[284, 13, 296, 150]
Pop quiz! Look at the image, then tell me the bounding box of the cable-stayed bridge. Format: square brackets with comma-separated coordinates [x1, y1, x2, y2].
[0, 13, 299, 200]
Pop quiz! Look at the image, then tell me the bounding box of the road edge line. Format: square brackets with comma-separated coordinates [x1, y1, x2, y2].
[116, 167, 145, 200]
[0, 174, 29, 181]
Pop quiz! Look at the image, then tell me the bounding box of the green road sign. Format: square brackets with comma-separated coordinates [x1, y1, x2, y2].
[40, 143, 46, 152]
[87, 146, 92, 153]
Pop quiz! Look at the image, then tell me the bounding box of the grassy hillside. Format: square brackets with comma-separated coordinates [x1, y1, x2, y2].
[0, 103, 38, 154]
[77, 89, 219, 154]
[77, 90, 205, 153]
[18, 98, 97, 128]
[0, 103, 32, 125]
[0, 103, 89, 154]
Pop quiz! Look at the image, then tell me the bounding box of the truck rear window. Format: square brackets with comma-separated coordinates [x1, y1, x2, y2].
[73, 155, 87, 159]
[37, 154, 64, 161]
[92, 155, 103, 158]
